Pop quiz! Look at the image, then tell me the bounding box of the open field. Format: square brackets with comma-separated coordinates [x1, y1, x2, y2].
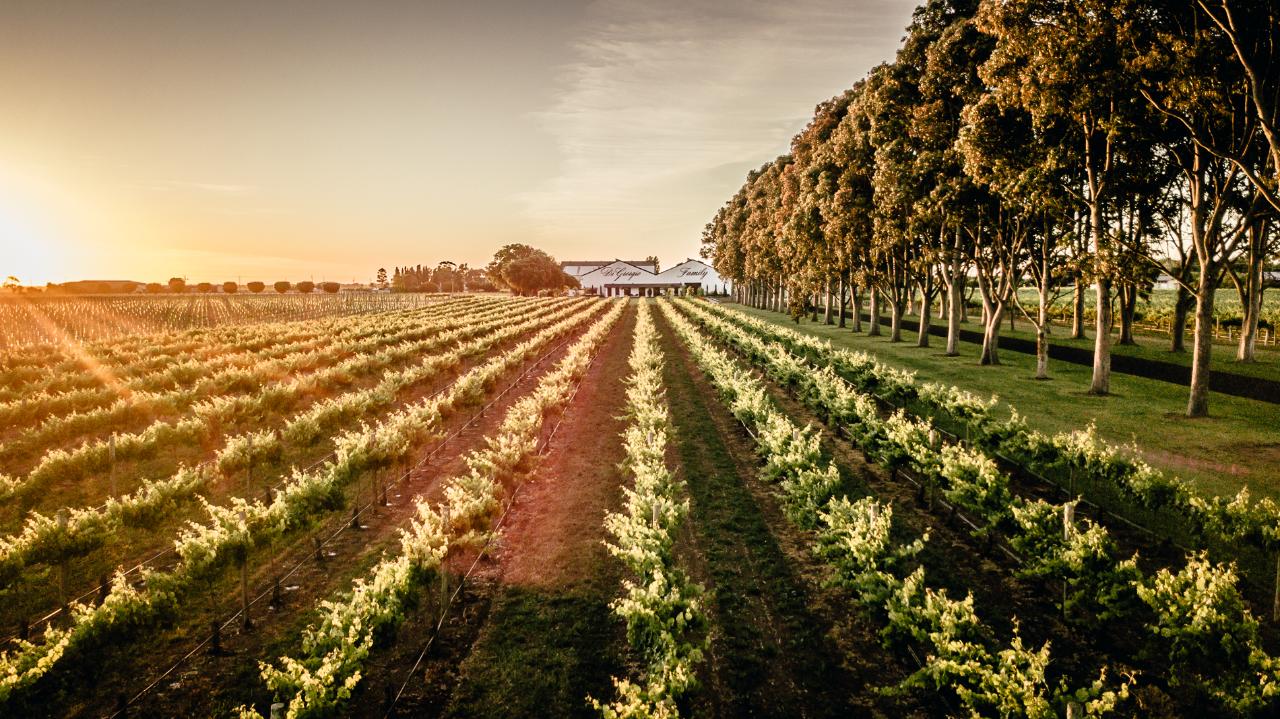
[0, 293, 442, 351]
[2, 295, 1279, 718]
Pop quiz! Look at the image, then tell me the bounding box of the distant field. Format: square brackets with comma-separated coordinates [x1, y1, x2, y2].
[0, 292, 444, 351]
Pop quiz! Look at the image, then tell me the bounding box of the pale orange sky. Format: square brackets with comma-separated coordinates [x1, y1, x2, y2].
[0, 0, 917, 285]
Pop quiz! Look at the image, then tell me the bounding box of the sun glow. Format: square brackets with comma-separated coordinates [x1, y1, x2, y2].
[0, 181, 66, 286]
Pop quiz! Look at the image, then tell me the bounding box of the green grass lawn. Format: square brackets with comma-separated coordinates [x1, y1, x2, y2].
[729, 303, 1280, 502]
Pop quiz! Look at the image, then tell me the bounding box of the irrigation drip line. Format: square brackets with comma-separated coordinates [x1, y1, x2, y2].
[3, 304, 586, 646]
[108, 321, 589, 718]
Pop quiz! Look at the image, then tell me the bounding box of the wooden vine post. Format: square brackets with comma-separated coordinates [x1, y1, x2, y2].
[245, 434, 253, 498]
[56, 508, 69, 609]
[1272, 551, 1280, 623]
[439, 505, 451, 622]
[1062, 502, 1075, 620]
[239, 508, 252, 632]
[109, 432, 117, 497]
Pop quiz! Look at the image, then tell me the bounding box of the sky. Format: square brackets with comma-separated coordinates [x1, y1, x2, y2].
[0, 0, 918, 285]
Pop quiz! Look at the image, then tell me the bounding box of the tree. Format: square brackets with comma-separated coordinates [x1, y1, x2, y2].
[222, 281, 238, 294]
[434, 261, 458, 293]
[486, 244, 576, 295]
[645, 255, 661, 273]
[168, 277, 186, 293]
[321, 281, 340, 293]
[1126, 0, 1265, 415]
[197, 282, 213, 293]
[247, 281, 265, 293]
[274, 281, 291, 293]
[4, 276, 20, 293]
[297, 281, 315, 294]
[1191, 0, 1280, 216]
[977, 0, 1149, 394]
[376, 268, 388, 289]
[145, 282, 164, 294]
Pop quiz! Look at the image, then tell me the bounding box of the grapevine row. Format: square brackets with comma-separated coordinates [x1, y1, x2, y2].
[671, 298, 1280, 713]
[0, 298, 588, 592]
[0, 299, 609, 709]
[0, 295, 497, 415]
[693, 300, 1280, 582]
[0, 298, 572, 507]
[592, 300, 706, 719]
[657, 299, 1126, 716]
[241, 299, 627, 718]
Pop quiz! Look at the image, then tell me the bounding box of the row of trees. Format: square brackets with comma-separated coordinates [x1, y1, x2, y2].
[152, 279, 340, 294]
[700, 0, 1279, 417]
[377, 263, 494, 293]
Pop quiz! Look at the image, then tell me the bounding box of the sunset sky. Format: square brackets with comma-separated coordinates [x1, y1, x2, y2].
[0, 0, 916, 285]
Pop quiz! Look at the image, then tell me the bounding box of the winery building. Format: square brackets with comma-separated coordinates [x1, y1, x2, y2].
[561, 259, 731, 297]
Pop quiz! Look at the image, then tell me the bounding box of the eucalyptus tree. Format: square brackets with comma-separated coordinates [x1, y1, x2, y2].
[1192, 0, 1280, 215]
[1230, 211, 1276, 360]
[821, 80, 877, 334]
[790, 91, 859, 325]
[914, 0, 990, 354]
[1127, 0, 1266, 416]
[977, 0, 1147, 393]
[743, 159, 789, 313]
[864, 62, 925, 343]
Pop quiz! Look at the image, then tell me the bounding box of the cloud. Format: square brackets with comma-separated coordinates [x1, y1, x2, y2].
[520, 0, 916, 255]
[140, 180, 258, 194]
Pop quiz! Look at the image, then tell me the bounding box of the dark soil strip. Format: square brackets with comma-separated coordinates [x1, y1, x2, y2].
[654, 308, 910, 719]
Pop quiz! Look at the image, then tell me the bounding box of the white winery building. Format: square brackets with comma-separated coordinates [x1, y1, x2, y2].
[561, 259, 731, 297]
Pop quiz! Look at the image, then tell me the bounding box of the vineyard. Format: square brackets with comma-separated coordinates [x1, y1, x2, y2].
[0, 294, 439, 351]
[0, 294, 1276, 718]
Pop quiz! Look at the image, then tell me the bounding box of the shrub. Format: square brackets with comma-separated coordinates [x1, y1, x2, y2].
[221, 281, 238, 294]
[321, 281, 340, 294]
[273, 281, 291, 293]
[247, 281, 265, 293]
[297, 281, 315, 293]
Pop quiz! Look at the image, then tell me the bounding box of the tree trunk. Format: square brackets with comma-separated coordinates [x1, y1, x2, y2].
[824, 277, 834, 325]
[1089, 274, 1113, 395]
[917, 279, 932, 348]
[1238, 224, 1265, 362]
[852, 288, 863, 332]
[837, 273, 847, 328]
[811, 291, 819, 322]
[868, 289, 882, 337]
[1187, 273, 1215, 417]
[1171, 283, 1191, 352]
[946, 276, 962, 356]
[1118, 283, 1137, 345]
[1034, 325, 1049, 379]
[980, 305, 1002, 365]
[889, 297, 904, 342]
[1071, 277, 1087, 339]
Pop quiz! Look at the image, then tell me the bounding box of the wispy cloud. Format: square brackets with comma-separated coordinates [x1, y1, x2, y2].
[521, 0, 916, 256]
[139, 180, 258, 194]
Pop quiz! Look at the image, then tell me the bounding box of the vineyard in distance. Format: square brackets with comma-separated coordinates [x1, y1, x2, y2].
[0, 285, 1275, 719]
